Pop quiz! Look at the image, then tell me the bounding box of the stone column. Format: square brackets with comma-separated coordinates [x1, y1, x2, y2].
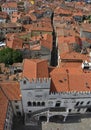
[47, 110, 50, 123]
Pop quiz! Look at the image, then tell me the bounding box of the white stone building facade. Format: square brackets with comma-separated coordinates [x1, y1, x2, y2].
[20, 77, 91, 125]
[11, 100, 23, 116]
[2, 5, 18, 15]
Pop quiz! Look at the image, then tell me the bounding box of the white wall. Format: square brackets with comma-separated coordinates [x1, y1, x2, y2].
[4, 102, 13, 130]
[20, 78, 51, 113]
[11, 100, 23, 116]
[2, 7, 17, 15]
[20, 78, 91, 116]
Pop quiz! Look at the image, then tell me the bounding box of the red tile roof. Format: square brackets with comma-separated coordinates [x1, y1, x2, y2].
[26, 13, 37, 21]
[60, 62, 82, 68]
[0, 11, 8, 19]
[0, 88, 8, 130]
[50, 65, 91, 92]
[54, 7, 72, 15]
[0, 81, 21, 100]
[40, 34, 53, 50]
[23, 59, 49, 80]
[58, 36, 81, 45]
[30, 44, 41, 51]
[2, 2, 17, 8]
[73, 11, 83, 16]
[6, 37, 23, 50]
[0, 81, 20, 130]
[23, 21, 53, 32]
[54, 15, 73, 23]
[30, 33, 53, 50]
[81, 23, 91, 33]
[60, 52, 89, 62]
[58, 36, 82, 55]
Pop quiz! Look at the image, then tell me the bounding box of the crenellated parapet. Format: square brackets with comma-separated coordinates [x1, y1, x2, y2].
[20, 77, 51, 90]
[49, 91, 91, 98]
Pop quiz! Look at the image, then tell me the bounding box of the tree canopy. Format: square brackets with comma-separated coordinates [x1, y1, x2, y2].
[0, 48, 23, 65]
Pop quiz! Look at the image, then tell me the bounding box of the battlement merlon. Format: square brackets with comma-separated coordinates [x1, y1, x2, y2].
[19, 77, 51, 90]
[49, 91, 91, 97]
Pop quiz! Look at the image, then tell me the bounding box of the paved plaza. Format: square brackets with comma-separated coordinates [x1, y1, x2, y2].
[13, 114, 91, 130]
[12, 116, 42, 130]
[42, 115, 91, 130]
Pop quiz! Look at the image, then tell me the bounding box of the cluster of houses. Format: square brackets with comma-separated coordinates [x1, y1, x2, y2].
[1, 0, 91, 130]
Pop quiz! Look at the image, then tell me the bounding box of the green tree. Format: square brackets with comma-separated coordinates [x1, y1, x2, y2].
[13, 50, 23, 63]
[0, 48, 23, 65]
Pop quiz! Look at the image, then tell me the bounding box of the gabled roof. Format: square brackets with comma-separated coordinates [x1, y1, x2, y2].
[23, 59, 49, 80]
[0, 11, 8, 19]
[40, 34, 53, 50]
[0, 81, 21, 100]
[81, 23, 91, 33]
[58, 36, 82, 55]
[0, 88, 8, 130]
[54, 6, 72, 15]
[2, 2, 17, 8]
[50, 65, 91, 92]
[60, 51, 89, 62]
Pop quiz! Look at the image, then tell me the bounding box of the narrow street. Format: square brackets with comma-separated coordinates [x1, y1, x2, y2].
[50, 12, 58, 66]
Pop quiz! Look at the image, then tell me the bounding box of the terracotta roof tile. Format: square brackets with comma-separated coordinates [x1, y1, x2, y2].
[30, 44, 41, 51]
[60, 51, 89, 61]
[58, 36, 79, 45]
[6, 37, 23, 50]
[0, 88, 8, 130]
[58, 36, 82, 54]
[23, 20, 53, 32]
[40, 34, 53, 50]
[81, 23, 91, 33]
[50, 66, 91, 92]
[54, 7, 72, 15]
[60, 62, 82, 68]
[2, 2, 17, 8]
[0, 11, 8, 19]
[23, 59, 49, 80]
[73, 11, 83, 16]
[0, 81, 21, 100]
[26, 13, 37, 21]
